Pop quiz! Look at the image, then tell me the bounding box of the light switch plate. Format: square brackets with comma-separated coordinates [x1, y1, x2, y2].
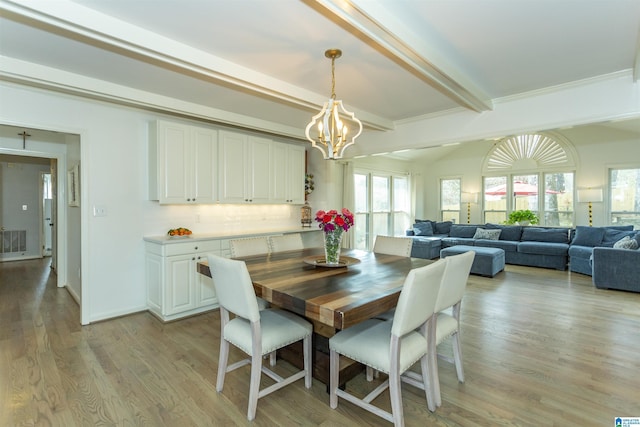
[93, 205, 107, 217]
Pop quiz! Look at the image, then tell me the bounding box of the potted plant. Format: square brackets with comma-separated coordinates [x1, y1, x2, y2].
[505, 209, 539, 226]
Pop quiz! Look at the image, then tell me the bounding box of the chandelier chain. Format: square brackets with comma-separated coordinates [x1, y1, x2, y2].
[331, 56, 336, 99]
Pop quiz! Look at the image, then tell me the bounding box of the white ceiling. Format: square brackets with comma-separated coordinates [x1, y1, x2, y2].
[1, 0, 639, 157]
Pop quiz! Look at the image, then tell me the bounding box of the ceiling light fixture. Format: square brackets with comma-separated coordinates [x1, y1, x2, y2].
[305, 49, 362, 160]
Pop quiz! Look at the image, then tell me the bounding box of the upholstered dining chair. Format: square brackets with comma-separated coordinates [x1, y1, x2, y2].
[430, 250, 475, 407]
[229, 236, 271, 258]
[373, 235, 413, 257]
[268, 233, 304, 253]
[207, 254, 312, 421]
[329, 260, 447, 426]
[371, 236, 414, 323]
[228, 236, 273, 364]
[229, 237, 271, 309]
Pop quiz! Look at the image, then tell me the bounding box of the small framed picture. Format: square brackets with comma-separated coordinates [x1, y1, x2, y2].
[68, 164, 80, 207]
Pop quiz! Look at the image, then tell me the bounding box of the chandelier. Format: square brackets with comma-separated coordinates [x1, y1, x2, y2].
[305, 49, 363, 160]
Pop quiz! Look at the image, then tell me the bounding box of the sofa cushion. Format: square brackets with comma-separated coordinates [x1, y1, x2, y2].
[475, 239, 519, 253]
[604, 225, 634, 231]
[613, 235, 639, 250]
[485, 223, 523, 241]
[571, 226, 605, 247]
[518, 241, 569, 256]
[521, 227, 569, 244]
[601, 229, 637, 247]
[413, 221, 434, 236]
[449, 224, 478, 238]
[568, 245, 594, 259]
[434, 221, 453, 235]
[473, 228, 501, 240]
[441, 237, 475, 247]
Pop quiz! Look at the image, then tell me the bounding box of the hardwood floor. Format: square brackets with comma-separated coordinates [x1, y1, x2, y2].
[1, 258, 639, 426]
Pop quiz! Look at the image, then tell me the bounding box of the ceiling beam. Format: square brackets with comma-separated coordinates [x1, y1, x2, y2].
[308, 0, 493, 113]
[0, 0, 395, 131]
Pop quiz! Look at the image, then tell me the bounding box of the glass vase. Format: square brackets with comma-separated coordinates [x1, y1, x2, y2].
[324, 228, 344, 265]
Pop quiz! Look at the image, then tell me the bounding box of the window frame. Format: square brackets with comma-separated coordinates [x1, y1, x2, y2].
[354, 168, 411, 250]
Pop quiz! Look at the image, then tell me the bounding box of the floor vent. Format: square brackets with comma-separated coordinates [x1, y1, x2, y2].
[1, 230, 27, 253]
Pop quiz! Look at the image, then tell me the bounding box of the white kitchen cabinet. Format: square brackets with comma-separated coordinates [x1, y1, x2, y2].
[271, 142, 306, 204]
[149, 120, 218, 204]
[145, 239, 220, 322]
[218, 131, 271, 203]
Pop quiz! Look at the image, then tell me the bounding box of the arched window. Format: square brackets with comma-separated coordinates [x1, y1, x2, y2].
[482, 133, 576, 226]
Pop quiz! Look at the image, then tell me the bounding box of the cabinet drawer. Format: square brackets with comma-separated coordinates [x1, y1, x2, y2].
[164, 240, 221, 256]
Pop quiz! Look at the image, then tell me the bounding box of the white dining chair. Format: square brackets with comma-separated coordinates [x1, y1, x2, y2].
[268, 233, 304, 253]
[431, 250, 475, 407]
[229, 237, 271, 258]
[371, 235, 414, 323]
[207, 254, 312, 421]
[329, 260, 447, 426]
[373, 235, 413, 257]
[228, 236, 274, 364]
[229, 237, 271, 309]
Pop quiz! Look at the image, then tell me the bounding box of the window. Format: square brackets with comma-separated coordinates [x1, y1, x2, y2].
[544, 172, 574, 226]
[354, 173, 369, 250]
[482, 133, 576, 226]
[610, 167, 640, 228]
[483, 173, 574, 225]
[440, 178, 461, 223]
[483, 176, 507, 223]
[354, 171, 411, 250]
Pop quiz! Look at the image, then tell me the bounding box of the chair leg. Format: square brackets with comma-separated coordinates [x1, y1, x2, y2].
[329, 349, 339, 409]
[303, 335, 312, 388]
[216, 339, 229, 392]
[429, 325, 442, 408]
[269, 351, 276, 366]
[247, 352, 262, 421]
[420, 354, 436, 412]
[388, 370, 404, 427]
[452, 332, 465, 382]
[366, 366, 374, 381]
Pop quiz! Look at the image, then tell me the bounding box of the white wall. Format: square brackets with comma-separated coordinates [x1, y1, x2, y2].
[414, 125, 640, 226]
[0, 82, 309, 324]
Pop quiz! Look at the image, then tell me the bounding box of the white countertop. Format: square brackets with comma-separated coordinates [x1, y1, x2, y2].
[143, 226, 320, 244]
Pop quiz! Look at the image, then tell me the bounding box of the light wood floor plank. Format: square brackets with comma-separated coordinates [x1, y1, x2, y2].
[1, 258, 639, 426]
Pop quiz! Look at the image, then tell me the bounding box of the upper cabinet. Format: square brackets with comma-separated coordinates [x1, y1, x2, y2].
[271, 142, 306, 204]
[218, 131, 272, 203]
[149, 120, 218, 204]
[150, 120, 305, 205]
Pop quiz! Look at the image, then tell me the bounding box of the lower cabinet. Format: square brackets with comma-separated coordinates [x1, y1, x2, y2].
[145, 239, 221, 322]
[144, 231, 318, 322]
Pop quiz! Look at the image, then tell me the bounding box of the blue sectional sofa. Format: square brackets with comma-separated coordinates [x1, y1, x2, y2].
[407, 221, 571, 270]
[406, 221, 640, 290]
[568, 225, 640, 292]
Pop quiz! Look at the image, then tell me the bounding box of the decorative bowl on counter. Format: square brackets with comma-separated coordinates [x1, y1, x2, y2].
[167, 227, 192, 238]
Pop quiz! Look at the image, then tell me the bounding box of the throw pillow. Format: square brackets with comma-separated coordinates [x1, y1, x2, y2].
[571, 226, 605, 247]
[473, 228, 501, 240]
[413, 221, 434, 236]
[613, 236, 639, 250]
[434, 221, 453, 235]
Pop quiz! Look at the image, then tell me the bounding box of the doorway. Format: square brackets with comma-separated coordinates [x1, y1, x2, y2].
[1, 123, 81, 322]
[41, 171, 56, 271]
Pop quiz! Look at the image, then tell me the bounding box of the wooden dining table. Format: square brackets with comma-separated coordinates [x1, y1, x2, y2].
[197, 247, 433, 385]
